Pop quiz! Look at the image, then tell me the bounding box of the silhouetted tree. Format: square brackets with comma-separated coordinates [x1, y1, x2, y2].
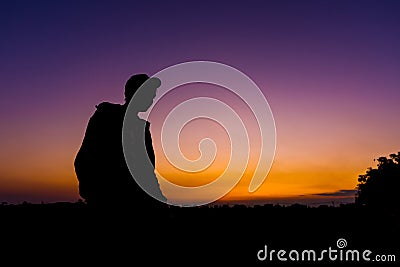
[356, 152, 400, 209]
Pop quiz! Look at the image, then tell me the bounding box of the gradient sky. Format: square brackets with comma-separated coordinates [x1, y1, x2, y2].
[1, 0, 399, 204]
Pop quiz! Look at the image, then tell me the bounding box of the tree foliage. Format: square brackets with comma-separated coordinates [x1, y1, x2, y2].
[356, 152, 400, 208]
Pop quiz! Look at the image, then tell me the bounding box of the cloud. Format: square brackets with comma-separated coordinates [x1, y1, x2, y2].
[313, 189, 357, 197]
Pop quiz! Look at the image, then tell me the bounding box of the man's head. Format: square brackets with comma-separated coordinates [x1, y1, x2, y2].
[124, 74, 161, 112]
[124, 74, 150, 102]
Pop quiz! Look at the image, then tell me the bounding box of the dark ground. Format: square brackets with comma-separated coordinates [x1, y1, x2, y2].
[0, 202, 398, 266]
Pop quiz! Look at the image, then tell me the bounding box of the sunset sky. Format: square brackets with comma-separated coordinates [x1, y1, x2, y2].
[1, 0, 399, 204]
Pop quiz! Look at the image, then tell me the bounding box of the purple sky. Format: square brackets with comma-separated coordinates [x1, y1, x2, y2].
[0, 0, 399, 204]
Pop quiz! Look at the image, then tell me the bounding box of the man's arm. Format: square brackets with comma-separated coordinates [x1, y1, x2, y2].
[145, 121, 155, 166]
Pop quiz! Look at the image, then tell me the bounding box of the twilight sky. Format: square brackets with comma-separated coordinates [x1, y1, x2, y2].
[0, 0, 399, 204]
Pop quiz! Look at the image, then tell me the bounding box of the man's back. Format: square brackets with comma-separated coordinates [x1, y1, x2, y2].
[74, 101, 162, 207]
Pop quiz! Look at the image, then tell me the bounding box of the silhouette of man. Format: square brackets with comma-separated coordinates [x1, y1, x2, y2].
[74, 74, 166, 208]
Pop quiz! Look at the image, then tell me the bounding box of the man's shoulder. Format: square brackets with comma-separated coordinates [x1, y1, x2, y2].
[89, 102, 125, 122]
[95, 102, 123, 111]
